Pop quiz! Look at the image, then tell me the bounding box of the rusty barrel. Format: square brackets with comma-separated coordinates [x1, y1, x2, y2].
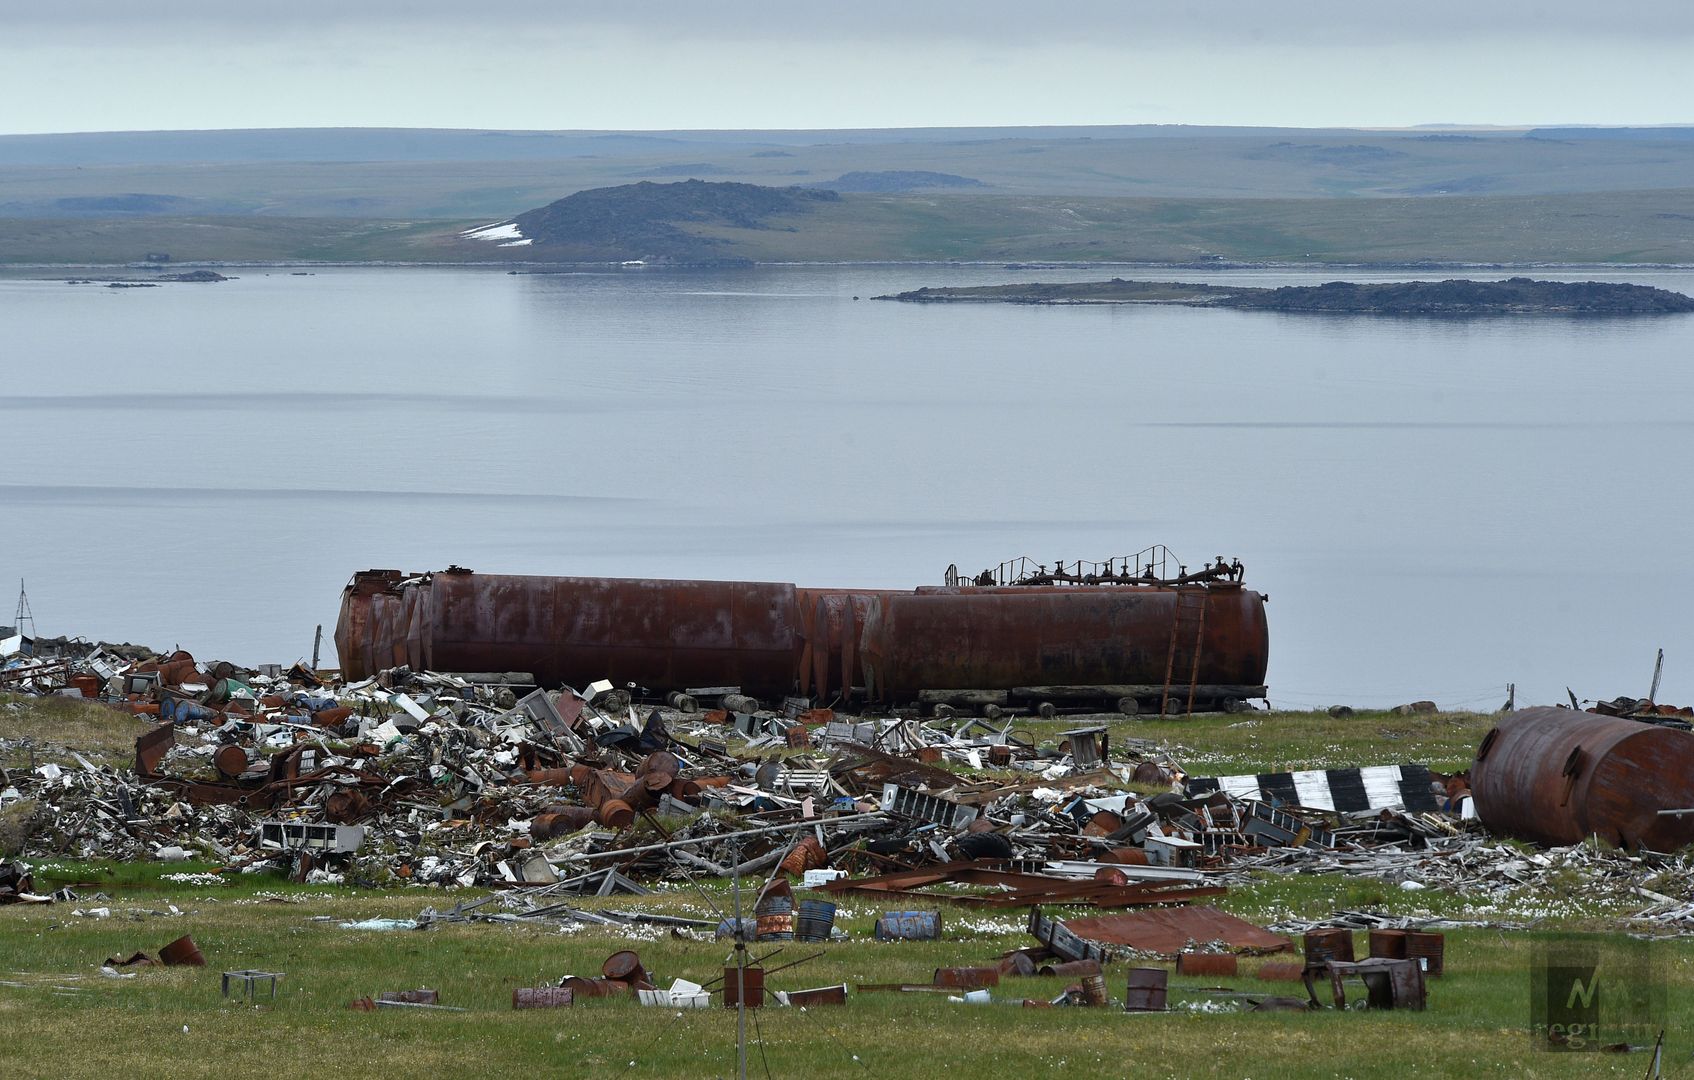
[1303, 928, 1354, 968]
[1039, 959, 1102, 978]
[560, 976, 626, 999]
[875, 911, 942, 941]
[1368, 929, 1408, 960]
[513, 986, 573, 1009]
[602, 950, 647, 984]
[213, 745, 249, 779]
[780, 836, 828, 878]
[378, 989, 439, 1005]
[531, 806, 596, 840]
[755, 895, 794, 941]
[933, 967, 1000, 989]
[596, 799, 635, 829]
[1079, 973, 1110, 1006]
[1123, 968, 1168, 1012]
[1470, 707, 1694, 850]
[1405, 931, 1445, 977]
[1176, 952, 1239, 977]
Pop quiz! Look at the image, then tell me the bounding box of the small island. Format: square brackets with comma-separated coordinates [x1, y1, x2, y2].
[879, 276, 1694, 315]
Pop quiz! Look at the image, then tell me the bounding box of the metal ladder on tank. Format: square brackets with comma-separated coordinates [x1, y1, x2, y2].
[1160, 587, 1208, 718]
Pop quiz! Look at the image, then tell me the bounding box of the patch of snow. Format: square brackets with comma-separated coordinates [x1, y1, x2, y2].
[498, 238, 533, 247]
[461, 221, 524, 242]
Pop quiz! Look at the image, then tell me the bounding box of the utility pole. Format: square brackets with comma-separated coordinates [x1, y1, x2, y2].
[311, 624, 323, 670]
[1649, 649, 1665, 703]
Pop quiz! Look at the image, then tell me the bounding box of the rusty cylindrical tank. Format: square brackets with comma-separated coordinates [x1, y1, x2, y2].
[337, 569, 801, 697]
[1470, 707, 1694, 851]
[859, 583, 1268, 700]
[337, 568, 1271, 704]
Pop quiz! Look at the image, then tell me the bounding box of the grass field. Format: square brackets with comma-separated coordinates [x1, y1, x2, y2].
[1, 873, 1685, 1079]
[4, 700, 1685, 1076]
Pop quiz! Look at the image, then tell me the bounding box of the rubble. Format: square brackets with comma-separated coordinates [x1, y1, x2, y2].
[11, 636, 1694, 1025]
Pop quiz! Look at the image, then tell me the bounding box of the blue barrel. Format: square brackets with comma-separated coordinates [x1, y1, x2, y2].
[714, 917, 756, 941]
[794, 899, 837, 942]
[874, 910, 942, 941]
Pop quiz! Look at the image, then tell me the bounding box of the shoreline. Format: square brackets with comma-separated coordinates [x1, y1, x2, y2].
[5, 258, 1694, 277]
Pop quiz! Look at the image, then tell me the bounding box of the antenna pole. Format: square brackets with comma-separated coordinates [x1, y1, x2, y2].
[14, 579, 36, 638]
[731, 838, 747, 1080]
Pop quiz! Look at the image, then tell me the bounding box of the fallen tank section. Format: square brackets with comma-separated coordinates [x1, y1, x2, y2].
[1469, 706, 1694, 851]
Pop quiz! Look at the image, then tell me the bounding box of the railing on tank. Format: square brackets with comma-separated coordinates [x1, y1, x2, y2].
[944, 545, 1241, 588]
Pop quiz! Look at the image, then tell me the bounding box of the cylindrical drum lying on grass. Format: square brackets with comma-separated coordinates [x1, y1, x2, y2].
[1470, 707, 1694, 850]
[874, 910, 942, 941]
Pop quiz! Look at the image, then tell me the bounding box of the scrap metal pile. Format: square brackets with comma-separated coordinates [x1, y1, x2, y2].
[7, 638, 1456, 906]
[9, 638, 1694, 943]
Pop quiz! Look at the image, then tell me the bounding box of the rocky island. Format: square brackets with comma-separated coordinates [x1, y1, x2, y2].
[880, 276, 1694, 315]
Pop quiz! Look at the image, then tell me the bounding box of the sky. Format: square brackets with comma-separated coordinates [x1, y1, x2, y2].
[1, 0, 1690, 134]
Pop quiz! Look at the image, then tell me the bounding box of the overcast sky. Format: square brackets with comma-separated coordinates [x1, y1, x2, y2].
[2, 0, 1689, 134]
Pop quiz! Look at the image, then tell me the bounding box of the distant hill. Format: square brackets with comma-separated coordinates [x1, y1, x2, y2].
[487, 179, 840, 263]
[810, 170, 985, 192]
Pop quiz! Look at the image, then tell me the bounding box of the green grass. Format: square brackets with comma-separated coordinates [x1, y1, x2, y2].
[1012, 708, 1497, 775]
[0, 693, 149, 770]
[0, 883, 1687, 1079]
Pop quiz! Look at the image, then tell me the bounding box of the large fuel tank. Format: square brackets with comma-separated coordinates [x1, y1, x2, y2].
[1470, 707, 1694, 851]
[337, 568, 802, 697]
[857, 584, 1268, 700]
[336, 568, 1271, 705]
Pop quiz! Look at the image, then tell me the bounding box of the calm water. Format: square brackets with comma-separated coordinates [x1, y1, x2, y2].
[3, 264, 1692, 710]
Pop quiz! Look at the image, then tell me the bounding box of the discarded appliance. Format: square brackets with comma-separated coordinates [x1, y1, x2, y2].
[1307, 958, 1426, 1011]
[1470, 707, 1694, 850]
[257, 822, 366, 853]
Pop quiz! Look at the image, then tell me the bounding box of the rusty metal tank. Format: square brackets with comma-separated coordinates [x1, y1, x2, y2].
[1470, 707, 1694, 851]
[336, 567, 1270, 704]
[858, 583, 1268, 700]
[336, 568, 802, 697]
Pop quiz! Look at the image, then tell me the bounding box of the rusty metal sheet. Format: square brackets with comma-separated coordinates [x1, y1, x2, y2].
[818, 861, 1225, 909]
[134, 724, 176, 777]
[1470, 707, 1694, 850]
[1059, 905, 1292, 956]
